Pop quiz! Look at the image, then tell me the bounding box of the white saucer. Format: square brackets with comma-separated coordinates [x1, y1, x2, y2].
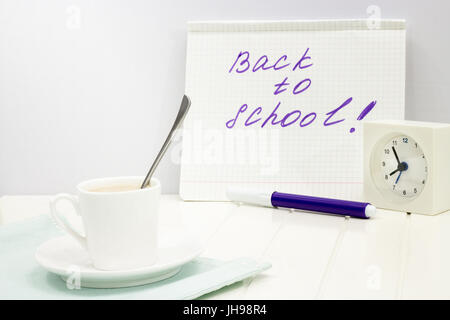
[35, 227, 203, 288]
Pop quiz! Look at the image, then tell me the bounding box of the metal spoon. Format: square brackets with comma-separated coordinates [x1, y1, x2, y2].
[141, 94, 191, 189]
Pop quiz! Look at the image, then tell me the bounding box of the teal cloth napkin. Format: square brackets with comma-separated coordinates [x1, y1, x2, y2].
[0, 216, 271, 299]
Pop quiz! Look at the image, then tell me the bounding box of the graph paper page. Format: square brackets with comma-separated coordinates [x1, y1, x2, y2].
[180, 20, 405, 201]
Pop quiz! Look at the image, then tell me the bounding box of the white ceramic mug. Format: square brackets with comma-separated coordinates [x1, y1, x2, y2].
[50, 176, 161, 270]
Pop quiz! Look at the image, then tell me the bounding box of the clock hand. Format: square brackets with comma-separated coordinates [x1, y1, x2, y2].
[394, 162, 408, 184]
[395, 171, 402, 184]
[392, 146, 401, 165]
[390, 168, 399, 176]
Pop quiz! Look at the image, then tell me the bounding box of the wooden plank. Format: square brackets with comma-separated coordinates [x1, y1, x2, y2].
[401, 211, 450, 299]
[0, 196, 52, 225]
[201, 203, 285, 299]
[321, 209, 407, 299]
[244, 210, 344, 299]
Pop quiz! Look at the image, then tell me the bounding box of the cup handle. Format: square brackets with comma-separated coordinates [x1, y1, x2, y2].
[50, 193, 87, 250]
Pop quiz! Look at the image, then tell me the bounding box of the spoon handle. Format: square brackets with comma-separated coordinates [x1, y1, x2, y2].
[141, 95, 191, 189]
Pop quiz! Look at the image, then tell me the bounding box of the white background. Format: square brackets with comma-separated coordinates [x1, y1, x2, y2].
[1, 0, 449, 195]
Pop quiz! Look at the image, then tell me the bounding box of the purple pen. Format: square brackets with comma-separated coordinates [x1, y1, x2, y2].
[226, 188, 376, 219]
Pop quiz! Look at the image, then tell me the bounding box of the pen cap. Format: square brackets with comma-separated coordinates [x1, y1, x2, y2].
[225, 187, 272, 207]
[365, 205, 376, 218]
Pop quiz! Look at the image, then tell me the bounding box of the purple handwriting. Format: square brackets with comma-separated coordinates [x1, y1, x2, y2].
[228, 48, 313, 74]
[226, 49, 377, 132]
[226, 99, 377, 131]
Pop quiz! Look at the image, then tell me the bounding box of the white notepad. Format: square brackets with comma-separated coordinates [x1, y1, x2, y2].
[181, 20, 405, 201]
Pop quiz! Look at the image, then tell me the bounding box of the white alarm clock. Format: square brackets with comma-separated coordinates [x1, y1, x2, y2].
[364, 120, 450, 215]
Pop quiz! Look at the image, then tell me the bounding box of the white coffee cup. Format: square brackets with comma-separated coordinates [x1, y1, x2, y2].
[50, 176, 161, 270]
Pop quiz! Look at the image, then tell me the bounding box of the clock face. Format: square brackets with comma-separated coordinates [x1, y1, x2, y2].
[374, 134, 428, 199]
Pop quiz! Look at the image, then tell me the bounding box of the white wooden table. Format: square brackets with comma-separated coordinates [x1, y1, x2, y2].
[1, 194, 450, 299]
